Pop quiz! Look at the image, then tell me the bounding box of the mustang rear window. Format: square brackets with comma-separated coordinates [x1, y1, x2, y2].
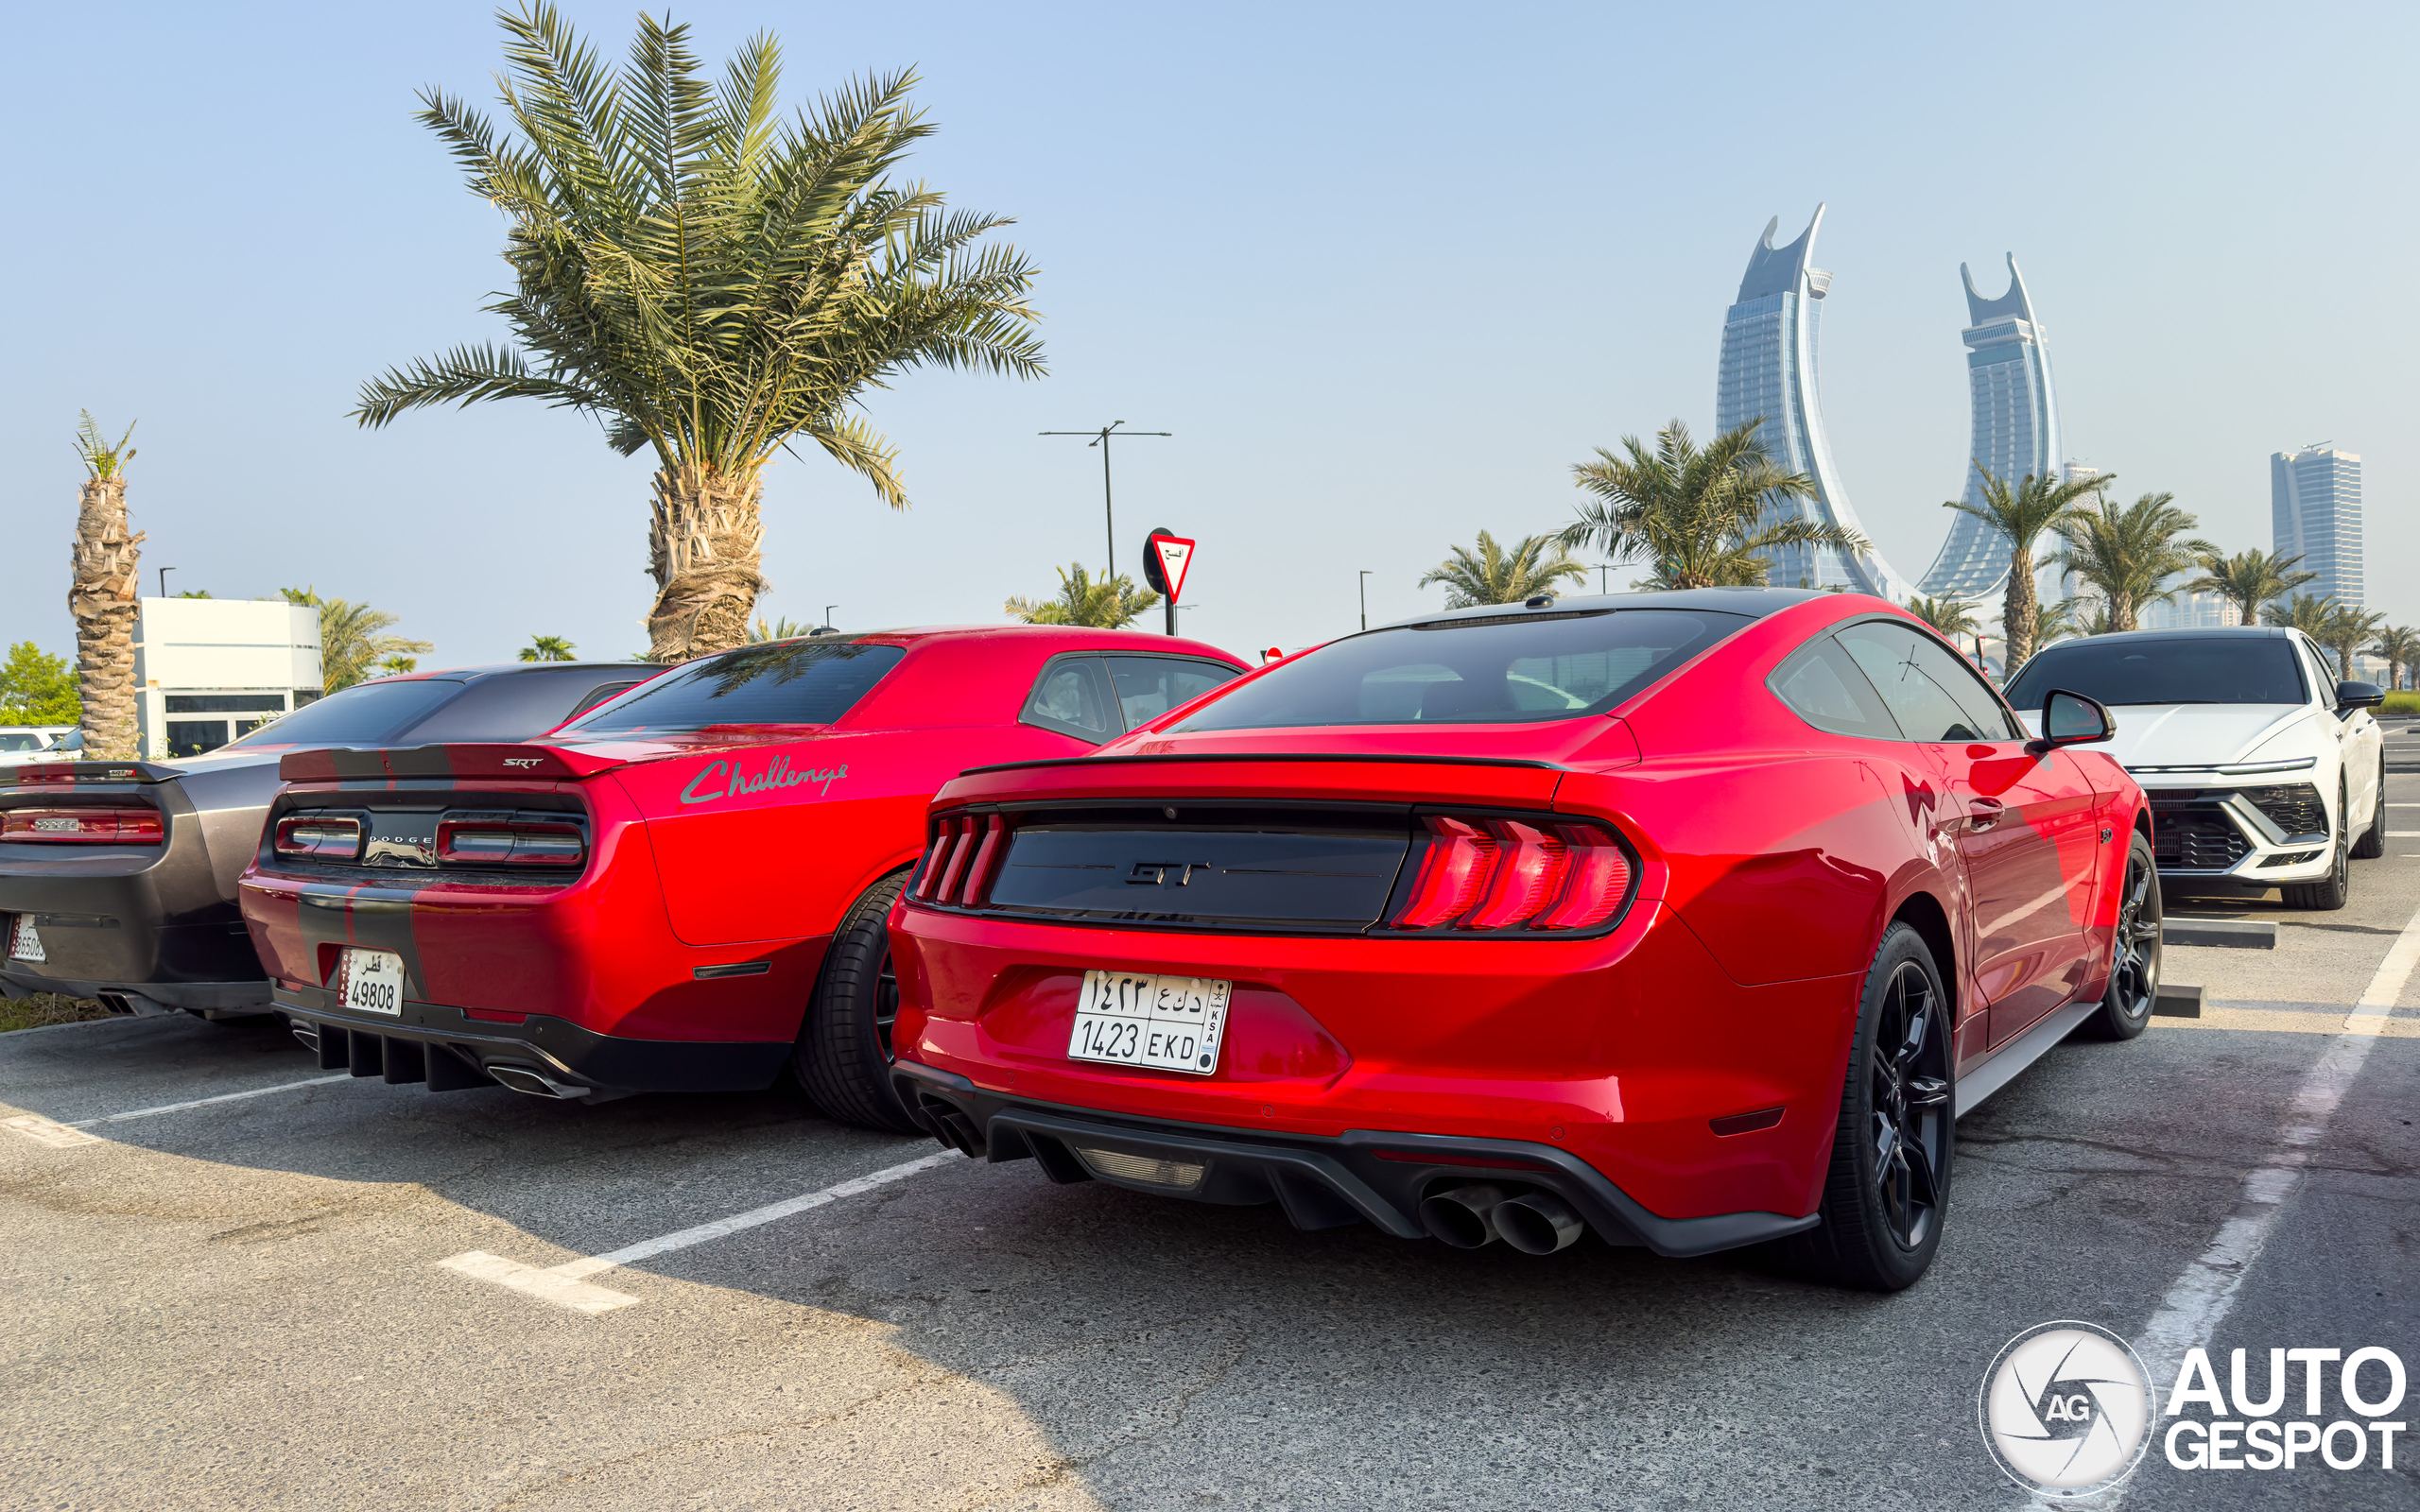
[222, 679, 465, 748]
[566, 641, 906, 732]
[2005, 637, 2308, 709]
[1176, 609, 1750, 730]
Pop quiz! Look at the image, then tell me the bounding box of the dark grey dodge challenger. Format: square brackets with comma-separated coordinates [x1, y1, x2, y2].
[0, 662, 649, 1019]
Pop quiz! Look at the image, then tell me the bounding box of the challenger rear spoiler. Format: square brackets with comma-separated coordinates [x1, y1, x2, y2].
[277, 744, 628, 782]
[0, 760, 178, 787]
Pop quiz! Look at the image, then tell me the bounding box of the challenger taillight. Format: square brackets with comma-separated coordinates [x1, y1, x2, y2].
[434, 818, 586, 866]
[1389, 815, 1633, 933]
[1, 808, 164, 844]
[274, 815, 363, 860]
[915, 812, 1010, 907]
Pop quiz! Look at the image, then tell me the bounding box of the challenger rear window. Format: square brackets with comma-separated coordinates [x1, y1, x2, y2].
[2005, 637, 2308, 709]
[564, 640, 906, 732]
[222, 679, 464, 747]
[1175, 609, 1749, 730]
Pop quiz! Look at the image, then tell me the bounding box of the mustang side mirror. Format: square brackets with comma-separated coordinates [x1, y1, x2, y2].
[2336, 679, 2385, 713]
[2030, 688, 2112, 753]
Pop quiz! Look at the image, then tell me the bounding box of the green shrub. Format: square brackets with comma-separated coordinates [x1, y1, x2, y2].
[2382, 690, 2420, 715]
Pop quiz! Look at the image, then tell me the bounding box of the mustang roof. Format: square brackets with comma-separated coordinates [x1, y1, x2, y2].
[1375, 587, 1842, 632]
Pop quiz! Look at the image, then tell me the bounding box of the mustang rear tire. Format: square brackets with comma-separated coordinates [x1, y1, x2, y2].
[1776, 921, 1953, 1293]
[795, 870, 921, 1133]
[2351, 753, 2386, 860]
[2080, 831, 2160, 1040]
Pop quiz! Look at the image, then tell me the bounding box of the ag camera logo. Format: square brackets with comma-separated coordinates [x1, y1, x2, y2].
[1979, 1321, 2156, 1497]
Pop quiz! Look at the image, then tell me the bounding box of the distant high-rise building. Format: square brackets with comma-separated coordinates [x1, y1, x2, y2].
[1917, 257, 2066, 600]
[2272, 446, 2363, 608]
[1715, 206, 1910, 597]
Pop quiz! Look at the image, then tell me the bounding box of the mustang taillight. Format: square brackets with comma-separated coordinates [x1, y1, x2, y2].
[434, 818, 586, 866]
[915, 813, 1010, 907]
[1390, 815, 1633, 933]
[273, 816, 363, 860]
[1, 808, 164, 844]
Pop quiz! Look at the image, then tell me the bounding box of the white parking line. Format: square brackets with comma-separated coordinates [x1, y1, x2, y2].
[2, 1074, 357, 1147]
[437, 1150, 961, 1314]
[2047, 900, 2420, 1509]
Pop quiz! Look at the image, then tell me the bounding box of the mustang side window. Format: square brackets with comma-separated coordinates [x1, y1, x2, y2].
[1769, 637, 1903, 740]
[1021, 657, 1118, 741]
[1837, 621, 2020, 743]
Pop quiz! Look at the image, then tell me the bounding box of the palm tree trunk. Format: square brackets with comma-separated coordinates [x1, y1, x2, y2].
[68, 472, 145, 760]
[646, 466, 767, 662]
[2001, 544, 2036, 672]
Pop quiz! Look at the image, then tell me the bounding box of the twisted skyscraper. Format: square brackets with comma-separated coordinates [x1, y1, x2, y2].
[1917, 256, 2066, 598]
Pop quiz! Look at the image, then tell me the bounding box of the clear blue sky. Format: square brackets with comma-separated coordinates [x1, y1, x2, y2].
[3, 1, 2411, 669]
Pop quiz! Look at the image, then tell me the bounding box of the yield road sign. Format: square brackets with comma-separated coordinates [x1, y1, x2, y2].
[1145, 531, 1196, 603]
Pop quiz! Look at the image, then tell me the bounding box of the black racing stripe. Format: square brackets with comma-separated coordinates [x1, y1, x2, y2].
[296, 884, 435, 1003]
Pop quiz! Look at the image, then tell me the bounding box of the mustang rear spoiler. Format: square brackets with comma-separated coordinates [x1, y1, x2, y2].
[0, 760, 178, 787]
[277, 744, 628, 782]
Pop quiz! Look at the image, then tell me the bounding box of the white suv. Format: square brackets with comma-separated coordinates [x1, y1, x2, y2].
[0, 727, 80, 769]
[2005, 627, 2386, 910]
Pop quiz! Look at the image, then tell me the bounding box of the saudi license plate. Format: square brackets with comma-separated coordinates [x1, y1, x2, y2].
[337, 948, 406, 1016]
[7, 916, 43, 963]
[1066, 970, 1230, 1075]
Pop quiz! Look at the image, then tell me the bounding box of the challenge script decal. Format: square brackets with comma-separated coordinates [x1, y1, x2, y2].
[680, 757, 849, 805]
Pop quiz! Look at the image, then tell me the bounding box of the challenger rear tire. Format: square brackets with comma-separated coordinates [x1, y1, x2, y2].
[795, 870, 921, 1133]
[1776, 921, 1953, 1293]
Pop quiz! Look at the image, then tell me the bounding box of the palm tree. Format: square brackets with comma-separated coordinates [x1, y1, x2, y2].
[1005, 564, 1159, 628]
[2317, 604, 2386, 681]
[2181, 546, 2316, 629]
[68, 413, 144, 760]
[2369, 625, 2420, 691]
[749, 616, 815, 642]
[519, 634, 577, 662]
[353, 7, 1044, 664]
[2048, 491, 2215, 633]
[1419, 531, 1588, 608]
[377, 656, 422, 677]
[282, 588, 435, 693]
[1941, 463, 2110, 672]
[1557, 420, 1862, 592]
[1905, 595, 1979, 639]
[2263, 593, 2336, 640]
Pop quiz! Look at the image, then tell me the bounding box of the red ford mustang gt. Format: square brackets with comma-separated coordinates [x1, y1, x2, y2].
[237, 627, 1244, 1127]
[888, 590, 2157, 1290]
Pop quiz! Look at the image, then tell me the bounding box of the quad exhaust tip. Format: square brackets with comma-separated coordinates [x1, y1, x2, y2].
[1418, 1182, 1584, 1255]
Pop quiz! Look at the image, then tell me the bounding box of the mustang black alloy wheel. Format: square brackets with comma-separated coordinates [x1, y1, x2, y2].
[2083, 830, 2162, 1040]
[1777, 921, 1953, 1292]
[797, 870, 922, 1132]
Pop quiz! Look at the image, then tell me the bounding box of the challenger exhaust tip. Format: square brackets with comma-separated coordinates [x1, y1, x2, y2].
[1417, 1182, 1511, 1248]
[1494, 1191, 1585, 1255]
[287, 1019, 320, 1051]
[485, 1063, 591, 1100]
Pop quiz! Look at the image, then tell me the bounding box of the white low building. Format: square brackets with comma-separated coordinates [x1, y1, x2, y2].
[132, 598, 323, 760]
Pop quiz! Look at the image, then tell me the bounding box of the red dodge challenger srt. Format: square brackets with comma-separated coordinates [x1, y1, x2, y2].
[887, 590, 2157, 1290]
[237, 627, 1245, 1128]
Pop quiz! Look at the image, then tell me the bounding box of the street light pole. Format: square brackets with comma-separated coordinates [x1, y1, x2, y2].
[158, 567, 173, 598]
[1040, 421, 1171, 583]
[1358, 571, 1372, 631]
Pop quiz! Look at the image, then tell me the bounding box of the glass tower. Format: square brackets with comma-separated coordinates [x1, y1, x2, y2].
[1714, 207, 1910, 597]
[1917, 256, 2065, 599]
[2272, 447, 2363, 608]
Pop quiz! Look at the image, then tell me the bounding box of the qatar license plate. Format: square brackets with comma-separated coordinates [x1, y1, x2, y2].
[337, 948, 406, 1017]
[1067, 970, 1231, 1075]
[7, 916, 43, 963]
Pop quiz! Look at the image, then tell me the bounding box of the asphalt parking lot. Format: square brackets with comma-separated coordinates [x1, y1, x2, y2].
[6, 727, 2420, 1511]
